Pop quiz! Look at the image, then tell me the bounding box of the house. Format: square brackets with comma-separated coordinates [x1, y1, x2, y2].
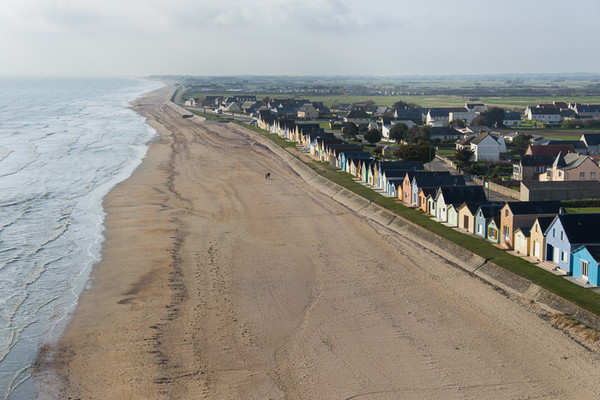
[525, 143, 576, 157]
[346, 153, 372, 177]
[382, 170, 412, 193]
[435, 186, 487, 223]
[572, 245, 600, 286]
[571, 104, 600, 119]
[429, 127, 461, 141]
[514, 227, 531, 255]
[487, 218, 501, 243]
[418, 188, 438, 214]
[446, 203, 459, 227]
[394, 108, 427, 121]
[581, 133, 600, 155]
[470, 132, 503, 162]
[545, 212, 600, 274]
[525, 106, 562, 124]
[297, 104, 319, 120]
[427, 194, 437, 217]
[377, 161, 423, 190]
[457, 201, 486, 233]
[326, 144, 363, 166]
[344, 108, 371, 125]
[474, 204, 503, 239]
[465, 103, 488, 113]
[503, 111, 522, 127]
[513, 155, 556, 181]
[449, 111, 477, 125]
[408, 172, 465, 207]
[426, 108, 467, 127]
[387, 178, 404, 197]
[499, 201, 562, 249]
[184, 97, 197, 107]
[341, 152, 370, 173]
[530, 139, 588, 154]
[222, 101, 241, 113]
[539, 152, 600, 182]
[520, 180, 600, 202]
[529, 216, 554, 262]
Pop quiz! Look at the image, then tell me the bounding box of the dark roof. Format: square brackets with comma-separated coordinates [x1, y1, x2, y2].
[506, 201, 562, 215]
[344, 151, 371, 160]
[383, 170, 414, 179]
[579, 245, 600, 263]
[543, 140, 587, 150]
[414, 172, 465, 189]
[430, 127, 460, 137]
[346, 109, 370, 119]
[520, 155, 556, 167]
[575, 104, 600, 113]
[504, 111, 521, 120]
[583, 133, 600, 146]
[419, 187, 438, 197]
[458, 200, 488, 214]
[477, 204, 503, 219]
[438, 186, 487, 205]
[395, 108, 427, 118]
[514, 226, 531, 237]
[556, 213, 600, 245]
[530, 107, 561, 115]
[535, 216, 555, 233]
[379, 161, 424, 171]
[553, 152, 567, 167]
[428, 107, 466, 117]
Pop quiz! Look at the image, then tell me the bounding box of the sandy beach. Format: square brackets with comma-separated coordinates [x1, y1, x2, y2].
[39, 85, 600, 399]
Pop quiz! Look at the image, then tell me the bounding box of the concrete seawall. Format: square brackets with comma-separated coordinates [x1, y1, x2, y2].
[230, 116, 600, 330]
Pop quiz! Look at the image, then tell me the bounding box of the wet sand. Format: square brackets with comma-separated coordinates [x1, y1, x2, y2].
[41, 86, 600, 399]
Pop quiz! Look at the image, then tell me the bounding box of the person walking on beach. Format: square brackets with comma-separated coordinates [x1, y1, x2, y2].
[265, 172, 270, 179]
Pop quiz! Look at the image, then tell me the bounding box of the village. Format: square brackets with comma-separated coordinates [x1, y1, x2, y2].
[183, 92, 600, 289]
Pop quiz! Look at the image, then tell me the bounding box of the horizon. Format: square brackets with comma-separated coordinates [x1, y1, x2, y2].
[1, 0, 599, 77]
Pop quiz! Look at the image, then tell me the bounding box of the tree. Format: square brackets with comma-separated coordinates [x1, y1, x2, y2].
[471, 107, 506, 127]
[407, 125, 430, 143]
[342, 123, 358, 139]
[512, 134, 533, 157]
[393, 141, 435, 163]
[364, 128, 382, 144]
[392, 100, 421, 109]
[450, 119, 466, 128]
[388, 123, 409, 144]
[454, 147, 474, 170]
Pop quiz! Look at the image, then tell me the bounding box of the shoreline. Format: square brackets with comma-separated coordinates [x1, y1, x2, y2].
[37, 85, 600, 399]
[34, 85, 179, 398]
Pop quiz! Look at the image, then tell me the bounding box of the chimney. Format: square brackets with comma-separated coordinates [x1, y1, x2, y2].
[558, 207, 565, 215]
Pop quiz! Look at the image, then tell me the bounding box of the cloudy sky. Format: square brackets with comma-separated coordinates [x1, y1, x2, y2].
[1, 0, 598, 77]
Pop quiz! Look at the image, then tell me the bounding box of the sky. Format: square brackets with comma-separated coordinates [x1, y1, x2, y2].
[1, 0, 599, 77]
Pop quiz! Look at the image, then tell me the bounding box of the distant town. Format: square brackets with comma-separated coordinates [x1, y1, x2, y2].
[178, 77, 600, 290]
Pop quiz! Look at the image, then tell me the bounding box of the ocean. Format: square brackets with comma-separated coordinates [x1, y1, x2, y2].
[0, 77, 164, 399]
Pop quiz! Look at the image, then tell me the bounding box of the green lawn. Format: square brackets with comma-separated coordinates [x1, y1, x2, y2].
[566, 207, 600, 214]
[244, 124, 600, 317]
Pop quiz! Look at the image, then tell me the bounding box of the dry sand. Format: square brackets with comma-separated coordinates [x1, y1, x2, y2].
[39, 86, 600, 399]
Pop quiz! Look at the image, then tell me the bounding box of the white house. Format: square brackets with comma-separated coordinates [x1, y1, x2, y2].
[449, 111, 477, 124]
[526, 107, 562, 123]
[503, 111, 522, 127]
[470, 132, 502, 162]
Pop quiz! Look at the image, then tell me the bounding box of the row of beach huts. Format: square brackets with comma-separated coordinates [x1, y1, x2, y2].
[257, 110, 600, 288]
